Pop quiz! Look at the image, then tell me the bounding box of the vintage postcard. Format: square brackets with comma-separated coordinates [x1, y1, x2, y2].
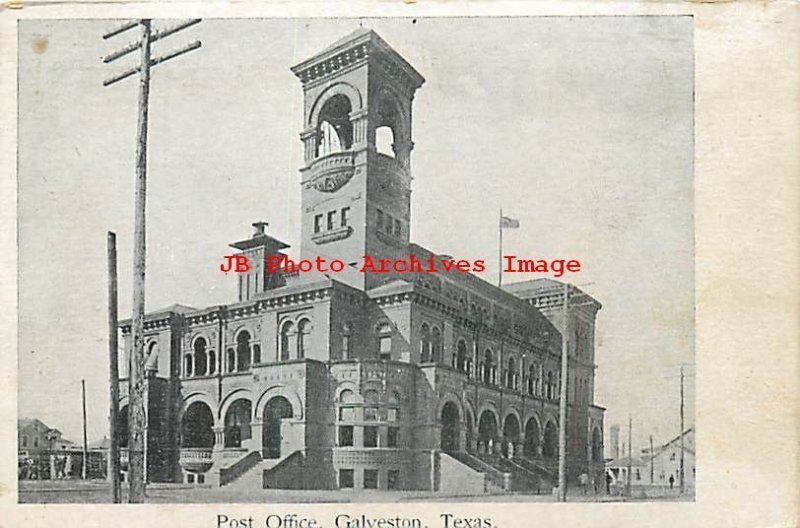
[1, 2, 797, 528]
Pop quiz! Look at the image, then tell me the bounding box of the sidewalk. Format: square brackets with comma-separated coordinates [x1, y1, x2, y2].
[18, 479, 695, 504]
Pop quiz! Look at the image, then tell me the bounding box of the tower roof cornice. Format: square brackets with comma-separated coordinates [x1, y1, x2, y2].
[290, 28, 425, 91]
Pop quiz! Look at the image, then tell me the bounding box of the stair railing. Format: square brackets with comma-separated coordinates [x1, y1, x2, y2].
[220, 451, 262, 487]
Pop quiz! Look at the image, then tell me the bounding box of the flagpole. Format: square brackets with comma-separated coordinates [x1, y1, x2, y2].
[498, 208, 503, 287]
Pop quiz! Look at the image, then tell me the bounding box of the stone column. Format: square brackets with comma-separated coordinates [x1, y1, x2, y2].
[300, 128, 317, 164]
[494, 437, 503, 455]
[350, 110, 369, 147]
[212, 426, 225, 452]
[247, 420, 263, 453]
[458, 424, 467, 452]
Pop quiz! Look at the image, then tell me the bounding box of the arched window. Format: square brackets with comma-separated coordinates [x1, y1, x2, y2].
[420, 324, 431, 363]
[280, 322, 295, 362]
[184, 353, 193, 378]
[297, 319, 311, 359]
[363, 389, 380, 405]
[376, 126, 394, 157]
[194, 337, 208, 377]
[483, 349, 493, 384]
[316, 95, 353, 157]
[546, 371, 555, 400]
[506, 357, 517, 390]
[342, 323, 352, 360]
[146, 341, 159, 373]
[431, 326, 442, 363]
[456, 340, 468, 373]
[236, 331, 251, 372]
[226, 348, 235, 373]
[527, 364, 538, 395]
[208, 350, 217, 375]
[377, 323, 392, 360]
[375, 94, 401, 158]
[338, 389, 356, 403]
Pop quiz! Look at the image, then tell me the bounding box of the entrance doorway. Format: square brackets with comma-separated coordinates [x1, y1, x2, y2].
[262, 396, 293, 459]
[440, 402, 460, 452]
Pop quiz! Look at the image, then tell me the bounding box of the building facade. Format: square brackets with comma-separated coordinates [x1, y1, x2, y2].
[116, 29, 606, 492]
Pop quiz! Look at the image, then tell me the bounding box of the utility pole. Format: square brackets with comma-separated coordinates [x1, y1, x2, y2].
[626, 416, 632, 497]
[680, 364, 685, 494]
[81, 379, 88, 480]
[107, 232, 121, 503]
[557, 281, 569, 502]
[102, 18, 202, 503]
[649, 434, 654, 485]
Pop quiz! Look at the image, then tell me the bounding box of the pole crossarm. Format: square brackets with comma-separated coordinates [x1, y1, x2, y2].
[103, 19, 202, 63]
[102, 20, 139, 40]
[103, 40, 202, 87]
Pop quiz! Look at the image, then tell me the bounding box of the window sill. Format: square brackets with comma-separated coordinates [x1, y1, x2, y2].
[312, 226, 353, 245]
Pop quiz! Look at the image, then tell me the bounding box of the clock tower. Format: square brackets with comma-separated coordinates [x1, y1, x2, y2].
[291, 29, 425, 290]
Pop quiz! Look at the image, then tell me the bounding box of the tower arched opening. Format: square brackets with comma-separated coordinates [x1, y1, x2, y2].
[316, 95, 353, 157]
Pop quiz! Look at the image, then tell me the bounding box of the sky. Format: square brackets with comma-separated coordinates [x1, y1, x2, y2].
[17, 16, 694, 453]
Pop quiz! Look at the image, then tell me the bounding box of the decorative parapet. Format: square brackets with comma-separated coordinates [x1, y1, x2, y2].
[179, 448, 214, 473]
[303, 151, 356, 193]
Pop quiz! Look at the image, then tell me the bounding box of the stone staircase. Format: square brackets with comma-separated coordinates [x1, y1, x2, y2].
[221, 455, 285, 490]
[512, 456, 557, 492]
[449, 451, 510, 491]
[449, 451, 550, 493]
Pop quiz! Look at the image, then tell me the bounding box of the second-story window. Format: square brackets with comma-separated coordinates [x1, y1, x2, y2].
[280, 322, 295, 361]
[377, 323, 392, 360]
[431, 327, 442, 363]
[456, 340, 468, 373]
[236, 331, 251, 372]
[194, 337, 208, 377]
[226, 348, 235, 373]
[297, 319, 311, 359]
[184, 353, 194, 377]
[546, 371, 556, 400]
[341, 207, 350, 227]
[314, 214, 323, 234]
[420, 324, 431, 362]
[327, 211, 336, 231]
[342, 323, 352, 360]
[483, 350, 494, 384]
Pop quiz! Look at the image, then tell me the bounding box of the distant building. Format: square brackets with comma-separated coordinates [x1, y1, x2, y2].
[639, 428, 695, 490]
[605, 428, 695, 492]
[18, 418, 73, 454]
[18, 418, 106, 480]
[605, 455, 647, 490]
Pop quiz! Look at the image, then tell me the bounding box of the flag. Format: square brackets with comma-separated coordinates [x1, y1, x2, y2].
[500, 216, 520, 229]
